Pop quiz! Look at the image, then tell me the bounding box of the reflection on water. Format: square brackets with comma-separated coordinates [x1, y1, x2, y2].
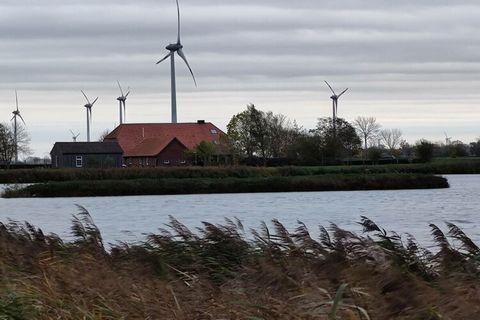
[1, 175, 479, 247]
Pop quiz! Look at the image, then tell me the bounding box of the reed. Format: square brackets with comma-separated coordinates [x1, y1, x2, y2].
[0, 209, 479, 319]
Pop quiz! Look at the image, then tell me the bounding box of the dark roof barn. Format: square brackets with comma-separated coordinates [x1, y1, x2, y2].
[50, 142, 123, 168]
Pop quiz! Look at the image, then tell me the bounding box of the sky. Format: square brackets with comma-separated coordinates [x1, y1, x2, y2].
[1, 0, 479, 158]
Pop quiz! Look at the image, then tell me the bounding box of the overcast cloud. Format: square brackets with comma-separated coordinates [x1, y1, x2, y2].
[0, 0, 479, 156]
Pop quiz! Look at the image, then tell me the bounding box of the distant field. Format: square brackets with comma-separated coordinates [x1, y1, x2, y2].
[0, 157, 479, 183]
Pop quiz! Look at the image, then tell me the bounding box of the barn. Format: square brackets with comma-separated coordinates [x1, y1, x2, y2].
[104, 121, 229, 167]
[50, 142, 124, 168]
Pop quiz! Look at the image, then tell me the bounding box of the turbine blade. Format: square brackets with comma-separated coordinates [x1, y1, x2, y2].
[177, 49, 197, 87]
[117, 80, 124, 97]
[324, 80, 336, 95]
[176, 0, 181, 44]
[70, 129, 75, 136]
[15, 90, 19, 110]
[156, 52, 172, 64]
[125, 91, 130, 98]
[337, 88, 349, 98]
[91, 97, 98, 105]
[18, 114, 26, 126]
[11, 115, 15, 121]
[81, 90, 91, 104]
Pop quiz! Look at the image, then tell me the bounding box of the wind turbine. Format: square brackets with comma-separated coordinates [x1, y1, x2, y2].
[444, 132, 452, 145]
[70, 130, 80, 142]
[81, 90, 98, 142]
[116, 81, 130, 125]
[324, 81, 348, 133]
[11, 90, 26, 163]
[156, 0, 197, 123]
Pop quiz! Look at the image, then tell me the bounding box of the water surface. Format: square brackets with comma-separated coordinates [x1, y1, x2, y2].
[1, 175, 478, 247]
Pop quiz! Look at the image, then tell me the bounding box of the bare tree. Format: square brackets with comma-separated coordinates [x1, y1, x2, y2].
[0, 124, 15, 165]
[265, 111, 300, 158]
[353, 117, 381, 160]
[379, 128, 403, 159]
[14, 123, 32, 159]
[98, 129, 111, 142]
[0, 123, 31, 166]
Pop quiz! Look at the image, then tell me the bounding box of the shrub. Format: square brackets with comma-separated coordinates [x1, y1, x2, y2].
[415, 139, 435, 162]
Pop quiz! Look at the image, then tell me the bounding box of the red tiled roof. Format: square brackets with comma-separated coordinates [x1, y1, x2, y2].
[104, 122, 225, 157]
[123, 137, 186, 157]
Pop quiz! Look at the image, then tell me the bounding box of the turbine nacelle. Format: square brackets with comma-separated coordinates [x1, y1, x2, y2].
[116, 81, 130, 101]
[324, 81, 348, 133]
[166, 43, 183, 51]
[81, 91, 98, 106]
[70, 130, 80, 142]
[325, 80, 348, 99]
[81, 90, 97, 142]
[11, 91, 26, 126]
[156, 0, 197, 123]
[11, 90, 25, 163]
[116, 81, 130, 124]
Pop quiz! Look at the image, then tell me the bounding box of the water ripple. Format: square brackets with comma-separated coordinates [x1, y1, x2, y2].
[0, 174, 479, 248]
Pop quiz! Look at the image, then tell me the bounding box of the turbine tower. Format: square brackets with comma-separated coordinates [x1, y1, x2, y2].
[81, 90, 98, 142]
[116, 81, 130, 125]
[70, 130, 80, 142]
[156, 0, 197, 123]
[324, 81, 348, 133]
[11, 90, 26, 163]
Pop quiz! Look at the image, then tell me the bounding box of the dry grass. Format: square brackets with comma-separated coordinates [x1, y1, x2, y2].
[1, 209, 480, 319]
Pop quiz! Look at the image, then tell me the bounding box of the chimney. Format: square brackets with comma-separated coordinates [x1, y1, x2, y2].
[197, 120, 205, 124]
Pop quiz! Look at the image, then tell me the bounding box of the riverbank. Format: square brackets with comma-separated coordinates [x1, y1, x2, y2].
[2, 173, 448, 198]
[0, 210, 478, 319]
[0, 158, 479, 183]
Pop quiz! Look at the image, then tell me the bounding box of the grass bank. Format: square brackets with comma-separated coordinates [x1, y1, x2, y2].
[0, 158, 479, 183]
[0, 208, 479, 319]
[3, 173, 448, 198]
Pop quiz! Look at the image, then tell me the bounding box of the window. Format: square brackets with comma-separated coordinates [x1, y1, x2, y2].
[210, 129, 217, 134]
[75, 156, 83, 168]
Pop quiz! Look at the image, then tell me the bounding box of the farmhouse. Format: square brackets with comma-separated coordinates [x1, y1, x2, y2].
[50, 142, 123, 168]
[104, 121, 229, 167]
